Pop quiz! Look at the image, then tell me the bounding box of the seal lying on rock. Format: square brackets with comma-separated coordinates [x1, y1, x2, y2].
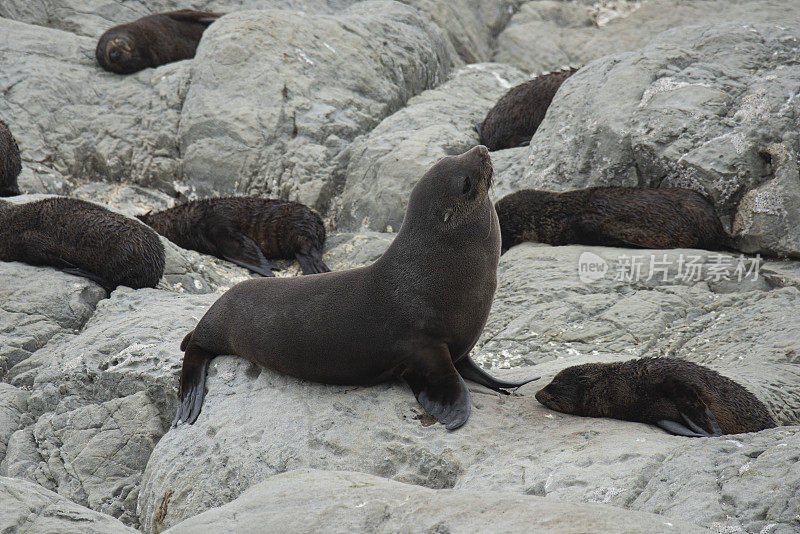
[535, 358, 777, 436]
[137, 197, 329, 276]
[0, 120, 21, 197]
[495, 187, 732, 253]
[173, 146, 538, 430]
[478, 67, 579, 151]
[96, 10, 222, 74]
[0, 197, 165, 291]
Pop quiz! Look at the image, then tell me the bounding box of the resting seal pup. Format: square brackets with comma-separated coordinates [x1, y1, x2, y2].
[478, 67, 578, 151]
[96, 10, 222, 74]
[174, 146, 538, 429]
[0, 120, 21, 197]
[0, 197, 165, 291]
[496, 187, 732, 253]
[138, 197, 329, 276]
[535, 358, 777, 436]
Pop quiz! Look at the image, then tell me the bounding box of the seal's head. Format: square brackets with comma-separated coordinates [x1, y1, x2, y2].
[535, 363, 620, 417]
[96, 30, 147, 74]
[402, 145, 494, 235]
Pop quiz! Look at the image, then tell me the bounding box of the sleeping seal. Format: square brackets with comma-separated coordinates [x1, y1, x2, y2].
[173, 146, 538, 430]
[495, 187, 732, 253]
[0, 120, 21, 197]
[138, 197, 329, 276]
[535, 358, 777, 436]
[96, 10, 222, 74]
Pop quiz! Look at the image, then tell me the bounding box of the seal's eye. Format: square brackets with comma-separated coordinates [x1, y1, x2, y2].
[109, 49, 120, 61]
[462, 176, 471, 194]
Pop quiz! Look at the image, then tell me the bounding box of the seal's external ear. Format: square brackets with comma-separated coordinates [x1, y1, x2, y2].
[403, 345, 471, 430]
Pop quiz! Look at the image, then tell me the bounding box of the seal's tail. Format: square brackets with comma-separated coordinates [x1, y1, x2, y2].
[296, 246, 330, 275]
[172, 330, 213, 427]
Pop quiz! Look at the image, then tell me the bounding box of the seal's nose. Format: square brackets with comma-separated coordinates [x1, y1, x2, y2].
[474, 145, 490, 159]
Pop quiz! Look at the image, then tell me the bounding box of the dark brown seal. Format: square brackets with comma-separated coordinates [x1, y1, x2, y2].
[0, 120, 21, 197]
[137, 197, 329, 276]
[478, 67, 578, 151]
[535, 358, 777, 436]
[495, 187, 732, 253]
[173, 146, 538, 429]
[0, 197, 165, 291]
[96, 10, 222, 74]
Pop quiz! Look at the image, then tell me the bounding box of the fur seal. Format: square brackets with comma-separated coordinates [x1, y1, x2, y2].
[173, 146, 538, 429]
[495, 187, 732, 253]
[535, 358, 777, 436]
[96, 10, 222, 74]
[0, 120, 21, 197]
[478, 67, 578, 151]
[0, 197, 165, 291]
[137, 197, 329, 276]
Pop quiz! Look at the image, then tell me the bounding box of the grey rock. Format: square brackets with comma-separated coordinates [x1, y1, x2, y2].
[179, 2, 452, 208]
[522, 23, 800, 258]
[0, 18, 189, 193]
[4, 392, 164, 529]
[164, 468, 706, 533]
[137, 242, 800, 533]
[0, 384, 28, 463]
[16, 163, 72, 196]
[0, 475, 138, 534]
[337, 63, 527, 231]
[494, 0, 800, 75]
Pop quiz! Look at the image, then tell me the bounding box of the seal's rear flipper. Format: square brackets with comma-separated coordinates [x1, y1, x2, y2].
[455, 356, 539, 394]
[295, 246, 330, 275]
[215, 230, 277, 277]
[172, 344, 213, 427]
[404, 347, 471, 430]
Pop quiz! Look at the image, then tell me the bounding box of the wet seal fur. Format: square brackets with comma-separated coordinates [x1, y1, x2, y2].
[478, 67, 579, 151]
[535, 358, 777, 436]
[0, 120, 21, 197]
[173, 146, 538, 430]
[495, 187, 733, 253]
[0, 197, 165, 291]
[96, 10, 222, 74]
[137, 197, 329, 276]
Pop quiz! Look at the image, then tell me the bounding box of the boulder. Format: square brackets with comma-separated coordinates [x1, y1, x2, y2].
[164, 468, 706, 533]
[0, 476, 138, 534]
[494, 0, 800, 74]
[522, 23, 800, 258]
[3, 391, 164, 529]
[0, 18, 189, 193]
[179, 2, 452, 208]
[337, 63, 527, 231]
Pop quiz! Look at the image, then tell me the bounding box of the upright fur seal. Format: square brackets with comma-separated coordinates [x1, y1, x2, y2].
[137, 197, 329, 276]
[478, 67, 578, 151]
[0, 197, 165, 291]
[96, 10, 222, 74]
[0, 120, 21, 197]
[535, 358, 777, 436]
[495, 187, 732, 253]
[174, 146, 538, 429]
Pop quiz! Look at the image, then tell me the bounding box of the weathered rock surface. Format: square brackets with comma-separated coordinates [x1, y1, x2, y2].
[0, 384, 28, 463]
[0, 475, 138, 534]
[523, 23, 800, 258]
[495, 0, 800, 75]
[337, 62, 527, 231]
[179, 2, 452, 207]
[164, 468, 706, 533]
[0, 18, 189, 193]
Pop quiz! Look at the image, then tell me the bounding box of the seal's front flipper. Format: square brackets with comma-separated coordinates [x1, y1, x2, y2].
[295, 245, 330, 275]
[656, 419, 706, 437]
[164, 10, 222, 25]
[404, 346, 471, 430]
[455, 356, 539, 394]
[656, 378, 722, 437]
[62, 267, 114, 292]
[172, 344, 213, 427]
[215, 230, 277, 277]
